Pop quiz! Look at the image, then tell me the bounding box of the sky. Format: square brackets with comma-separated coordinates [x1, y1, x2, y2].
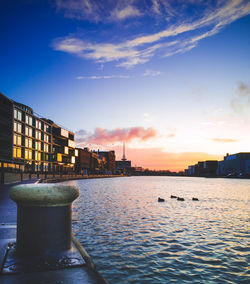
[1, 0, 250, 171]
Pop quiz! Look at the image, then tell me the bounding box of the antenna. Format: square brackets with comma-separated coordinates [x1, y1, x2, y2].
[122, 141, 127, 161]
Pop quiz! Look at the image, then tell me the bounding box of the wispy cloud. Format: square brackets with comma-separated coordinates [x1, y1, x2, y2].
[76, 75, 130, 80]
[231, 81, 250, 113]
[151, 0, 161, 15]
[143, 69, 161, 77]
[110, 4, 142, 21]
[211, 138, 238, 143]
[167, 134, 175, 138]
[75, 126, 157, 146]
[55, 1, 143, 22]
[54, 0, 99, 21]
[52, 1, 250, 68]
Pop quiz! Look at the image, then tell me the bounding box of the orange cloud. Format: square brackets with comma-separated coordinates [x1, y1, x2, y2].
[76, 126, 157, 145]
[211, 138, 237, 143]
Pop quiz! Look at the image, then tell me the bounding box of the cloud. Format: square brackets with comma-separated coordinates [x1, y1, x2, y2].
[231, 81, 250, 113]
[110, 5, 142, 21]
[55, 1, 142, 22]
[75, 129, 88, 136]
[143, 69, 161, 77]
[211, 138, 238, 143]
[52, 1, 250, 68]
[54, 0, 99, 21]
[151, 0, 161, 15]
[75, 127, 158, 146]
[76, 75, 130, 80]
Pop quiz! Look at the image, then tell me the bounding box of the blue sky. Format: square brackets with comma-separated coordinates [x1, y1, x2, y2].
[1, 0, 250, 170]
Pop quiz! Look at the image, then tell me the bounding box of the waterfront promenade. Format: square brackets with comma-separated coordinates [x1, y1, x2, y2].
[0, 179, 108, 284]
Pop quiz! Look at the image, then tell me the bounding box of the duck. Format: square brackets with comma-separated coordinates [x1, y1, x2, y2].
[192, 197, 199, 201]
[177, 197, 185, 201]
[170, 195, 177, 199]
[158, 197, 165, 202]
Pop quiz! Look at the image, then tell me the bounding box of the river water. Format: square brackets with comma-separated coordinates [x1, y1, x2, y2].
[66, 176, 249, 283]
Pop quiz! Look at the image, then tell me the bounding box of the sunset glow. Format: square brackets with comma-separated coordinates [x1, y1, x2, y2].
[1, 1, 250, 170]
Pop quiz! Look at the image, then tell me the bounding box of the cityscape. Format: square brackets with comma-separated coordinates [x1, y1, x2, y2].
[1, 91, 250, 183]
[1, 1, 249, 284]
[0, 91, 133, 179]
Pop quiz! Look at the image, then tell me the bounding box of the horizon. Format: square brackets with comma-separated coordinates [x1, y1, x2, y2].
[1, 0, 250, 171]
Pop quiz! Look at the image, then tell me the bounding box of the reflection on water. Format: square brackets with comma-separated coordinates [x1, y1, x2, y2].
[67, 177, 249, 283]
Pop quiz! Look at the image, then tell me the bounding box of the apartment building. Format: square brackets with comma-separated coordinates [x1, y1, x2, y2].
[49, 120, 78, 173]
[0, 92, 76, 173]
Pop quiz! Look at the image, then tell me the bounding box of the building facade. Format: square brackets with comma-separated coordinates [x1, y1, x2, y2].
[115, 160, 132, 172]
[49, 121, 77, 173]
[0, 92, 76, 173]
[217, 153, 250, 176]
[0, 93, 13, 167]
[187, 160, 218, 177]
[92, 150, 116, 173]
[75, 148, 91, 174]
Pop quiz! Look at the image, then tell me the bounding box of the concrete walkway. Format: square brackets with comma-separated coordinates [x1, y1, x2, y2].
[0, 180, 108, 284]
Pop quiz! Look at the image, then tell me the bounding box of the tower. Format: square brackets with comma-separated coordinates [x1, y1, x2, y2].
[122, 142, 127, 161]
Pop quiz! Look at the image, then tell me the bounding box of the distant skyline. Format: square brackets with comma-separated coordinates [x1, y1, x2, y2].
[1, 1, 250, 170]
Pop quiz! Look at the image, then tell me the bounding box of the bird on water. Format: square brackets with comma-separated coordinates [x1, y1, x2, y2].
[177, 197, 185, 201]
[158, 197, 165, 202]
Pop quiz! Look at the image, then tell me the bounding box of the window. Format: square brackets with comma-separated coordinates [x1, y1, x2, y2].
[14, 109, 22, 121]
[13, 134, 22, 146]
[34, 162, 41, 172]
[43, 163, 49, 172]
[25, 115, 32, 126]
[57, 153, 62, 162]
[61, 128, 69, 138]
[25, 126, 33, 137]
[44, 154, 49, 161]
[44, 143, 49, 153]
[75, 149, 78, 157]
[35, 141, 41, 151]
[25, 149, 32, 160]
[71, 156, 75, 164]
[44, 124, 50, 133]
[25, 137, 32, 148]
[35, 151, 41, 161]
[14, 121, 22, 133]
[44, 134, 49, 143]
[65, 146, 69, 154]
[35, 130, 41, 140]
[68, 140, 75, 148]
[13, 147, 22, 158]
[36, 120, 41, 129]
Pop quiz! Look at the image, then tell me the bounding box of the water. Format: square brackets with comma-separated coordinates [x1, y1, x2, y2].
[66, 176, 249, 283]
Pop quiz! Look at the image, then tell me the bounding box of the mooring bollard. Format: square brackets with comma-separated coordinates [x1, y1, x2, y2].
[9, 184, 79, 256]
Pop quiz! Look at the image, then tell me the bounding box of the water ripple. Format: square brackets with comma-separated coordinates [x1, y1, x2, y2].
[68, 177, 250, 283]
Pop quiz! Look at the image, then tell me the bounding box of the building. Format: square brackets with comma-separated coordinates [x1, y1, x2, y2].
[0, 92, 76, 174]
[217, 153, 250, 176]
[187, 160, 218, 177]
[116, 160, 132, 171]
[203, 160, 218, 177]
[188, 165, 196, 176]
[0, 93, 13, 168]
[92, 150, 116, 173]
[75, 148, 114, 174]
[75, 147, 91, 174]
[48, 120, 77, 173]
[115, 142, 132, 173]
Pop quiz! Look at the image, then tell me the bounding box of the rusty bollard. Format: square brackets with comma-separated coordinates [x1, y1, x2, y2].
[9, 184, 79, 257]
